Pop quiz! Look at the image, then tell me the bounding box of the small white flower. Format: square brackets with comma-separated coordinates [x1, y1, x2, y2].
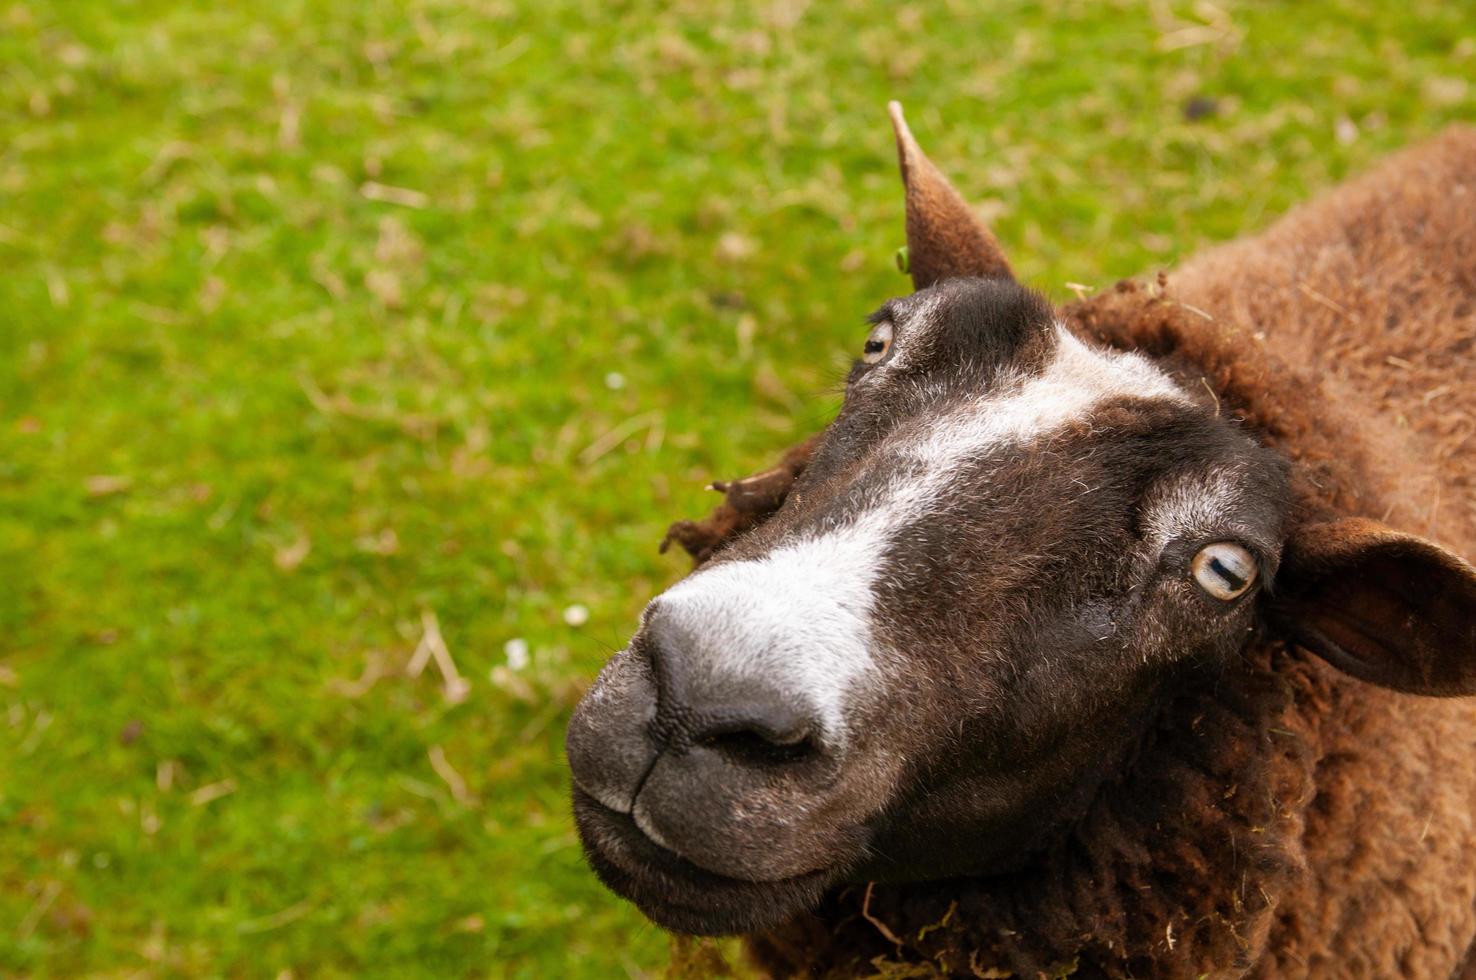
[503, 637, 530, 671]
[563, 604, 590, 627]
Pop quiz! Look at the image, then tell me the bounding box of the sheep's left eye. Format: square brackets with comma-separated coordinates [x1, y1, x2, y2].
[862, 321, 894, 365]
[1190, 542, 1258, 601]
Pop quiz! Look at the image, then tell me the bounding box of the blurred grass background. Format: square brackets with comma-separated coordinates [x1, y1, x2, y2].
[0, 0, 1472, 975]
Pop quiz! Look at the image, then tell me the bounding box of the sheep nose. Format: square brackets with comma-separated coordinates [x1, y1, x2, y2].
[645, 606, 825, 767]
[568, 582, 869, 883]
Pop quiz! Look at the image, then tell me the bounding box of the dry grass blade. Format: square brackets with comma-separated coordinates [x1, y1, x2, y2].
[17, 881, 62, 940]
[428, 745, 476, 805]
[329, 651, 387, 698]
[578, 412, 663, 465]
[407, 610, 469, 703]
[85, 474, 132, 497]
[861, 881, 905, 948]
[190, 779, 238, 807]
[360, 181, 429, 208]
[1296, 281, 1354, 320]
[237, 897, 317, 934]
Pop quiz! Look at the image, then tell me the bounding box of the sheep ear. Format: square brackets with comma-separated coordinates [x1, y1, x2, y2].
[1271, 518, 1476, 696]
[888, 101, 1014, 290]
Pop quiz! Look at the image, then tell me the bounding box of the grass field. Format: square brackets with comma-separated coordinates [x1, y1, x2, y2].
[1, 0, 1472, 975]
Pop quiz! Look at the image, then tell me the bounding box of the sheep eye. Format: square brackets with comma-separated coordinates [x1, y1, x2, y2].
[1190, 542, 1258, 601]
[862, 321, 894, 365]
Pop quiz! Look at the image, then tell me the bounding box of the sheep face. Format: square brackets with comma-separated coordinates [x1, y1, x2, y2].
[567, 275, 1293, 936]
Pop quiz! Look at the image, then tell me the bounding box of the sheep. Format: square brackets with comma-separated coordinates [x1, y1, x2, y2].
[568, 106, 1476, 979]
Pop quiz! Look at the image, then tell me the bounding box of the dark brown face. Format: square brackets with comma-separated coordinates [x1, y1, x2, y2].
[568, 278, 1293, 935]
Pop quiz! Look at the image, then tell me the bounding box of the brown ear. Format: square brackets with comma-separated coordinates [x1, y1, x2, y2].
[888, 101, 1013, 290]
[1271, 517, 1476, 696]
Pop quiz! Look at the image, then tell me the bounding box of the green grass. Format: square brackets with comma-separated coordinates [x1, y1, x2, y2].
[0, 0, 1471, 975]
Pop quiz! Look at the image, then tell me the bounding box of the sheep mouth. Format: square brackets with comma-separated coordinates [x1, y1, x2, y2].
[572, 787, 836, 935]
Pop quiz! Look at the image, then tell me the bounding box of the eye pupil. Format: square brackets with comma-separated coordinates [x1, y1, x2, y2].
[1207, 556, 1246, 592]
[861, 320, 894, 365]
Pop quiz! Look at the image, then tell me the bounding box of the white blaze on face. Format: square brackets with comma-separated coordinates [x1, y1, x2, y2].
[878, 328, 1187, 519]
[653, 325, 1192, 736]
[657, 531, 880, 739]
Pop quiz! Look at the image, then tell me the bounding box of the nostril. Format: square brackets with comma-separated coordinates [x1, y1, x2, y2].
[702, 728, 818, 766]
[693, 714, 820, 767]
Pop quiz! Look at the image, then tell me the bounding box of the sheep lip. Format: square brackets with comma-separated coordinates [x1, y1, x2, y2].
[568, 772, 632, 815]
[572, 787, 836, 935]
[576, 787, 806, 882]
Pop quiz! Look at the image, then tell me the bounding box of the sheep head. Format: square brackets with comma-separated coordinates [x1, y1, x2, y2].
[566, 107, 1476, 937]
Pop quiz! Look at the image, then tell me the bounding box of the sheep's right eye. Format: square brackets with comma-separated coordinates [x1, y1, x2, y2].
[862, 321, 894, 365]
